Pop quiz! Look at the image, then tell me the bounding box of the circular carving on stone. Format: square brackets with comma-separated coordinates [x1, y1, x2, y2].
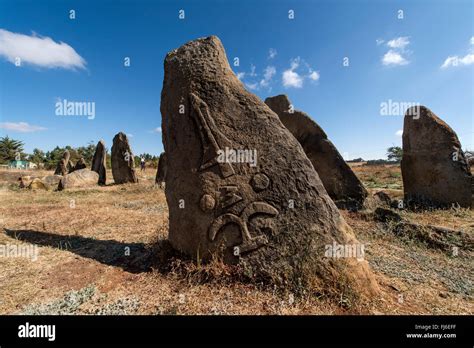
[200, 194, 216, 212]
[251, 173, 270, 192]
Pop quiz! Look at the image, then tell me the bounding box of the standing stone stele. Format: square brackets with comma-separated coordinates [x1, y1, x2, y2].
[54, 150, 70, 176]
[91, 140, 107, 185]
[160, 36, 378, 298]
[402, 106, 472, 208]
[265, 94, 367, 209]
[111, 132, 138, 184]
[155, 152, 167, 188]
[74, 158, 87, 171]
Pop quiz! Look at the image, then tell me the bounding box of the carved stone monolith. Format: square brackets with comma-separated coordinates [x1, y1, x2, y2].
[160, 36, 378, 297]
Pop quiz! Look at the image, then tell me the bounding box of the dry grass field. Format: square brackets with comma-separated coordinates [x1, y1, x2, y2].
[0, 164, 472, 315]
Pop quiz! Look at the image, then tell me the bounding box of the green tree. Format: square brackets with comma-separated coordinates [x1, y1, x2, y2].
[387, 146, 403, 162]
[106, 151, 111, 169]
[135, 153, 157, 167]
[44, 146, 66, 169]
[150, 155, 158, 168]
[29, 148, 45, 165]
[76, 142, 95, 164]
[64, 146, 80, 163]
[0, 136, 25, 163]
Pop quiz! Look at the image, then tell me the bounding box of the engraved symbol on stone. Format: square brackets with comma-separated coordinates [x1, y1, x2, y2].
[219, 185, 243, 209]
[189, 93, 234, 178]
[251, 173, 270, 192]
[208, 201, 279, 255]
[200, 194, 216, 212]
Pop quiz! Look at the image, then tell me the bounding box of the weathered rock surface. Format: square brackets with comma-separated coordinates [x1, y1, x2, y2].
[41, 175, 62, 189]
[19, 175, 61, 190]
[74, 158, 87, 171]
[91, 140, 107, 185]
[402, 106, 472, 208]
[111, 132, 138, 184]
[160, 36, 378, 297]
[373, 191, 392, 206]
[18, 176, 32, 188]
[54, 150, 70, 176]
[393, 222, 473, 253]
[155, 152, 167, 187]
[265, 95, 367, 209]
[373, 207, 402, 223]
[58, 169, 99, 190]
[67, 160, 75, 173]
[28, 178, 48, 190]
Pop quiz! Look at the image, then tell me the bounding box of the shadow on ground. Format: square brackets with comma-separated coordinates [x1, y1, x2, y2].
[3, 228, 250, 285]
[4, 229, 158, 273]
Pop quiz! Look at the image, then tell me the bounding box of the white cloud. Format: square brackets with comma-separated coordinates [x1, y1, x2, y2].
[127, 133, 133, 138]
[290, 57, 300, 70]
[249, 64, 257, 77]
[237, 55, 318, 90]
[376, 39, 385, 46]
[245, 82, 259, 90]
[441, 56, 458, 68]
[282, 70, 303, 88]
[441, 38, 474, 68]
[395, 129, 403, 137]
[268, 48, 277, 59]
[0, 29, 86, 70]
[282, 57, 320, 88]
[379, 36, 411, 66]
[308, 70, 320, 81]
[260, 66, 276, 87]
[0, 121, 47, 133]
[387, 37, 410, 49]
[153, 127, 162, 133]
[382, 50, 409, 66]
[263, 66, 276, 80]
[441, 54, 474, 68]
[282, 57, 303, 88]
[462, 54, 474, 64]
[239, 64, 274, 90]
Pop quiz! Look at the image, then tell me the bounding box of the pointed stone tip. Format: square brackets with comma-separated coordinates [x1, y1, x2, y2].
[404, 105, 430, 116]
[186, 35, 223, 47]
[403, 105, 457, 138]
[113, 132, 127, 141]
[205, 35, 221, 44]
[165, 35, 224, 62]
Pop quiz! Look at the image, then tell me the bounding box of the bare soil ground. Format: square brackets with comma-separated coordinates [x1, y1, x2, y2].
[0, 165, 472, 315]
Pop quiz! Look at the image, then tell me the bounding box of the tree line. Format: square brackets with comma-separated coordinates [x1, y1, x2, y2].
[0, 136, 159, 169]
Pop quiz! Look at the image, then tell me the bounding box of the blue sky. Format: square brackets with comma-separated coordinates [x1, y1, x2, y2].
[0, 0, 473, 159]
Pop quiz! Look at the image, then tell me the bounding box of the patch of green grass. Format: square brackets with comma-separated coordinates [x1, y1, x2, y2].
[388, 171, 401, 179]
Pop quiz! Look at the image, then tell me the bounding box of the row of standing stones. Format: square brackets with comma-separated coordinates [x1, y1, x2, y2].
[39, 35, 471, 299]
[45, 132, 138, 190]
